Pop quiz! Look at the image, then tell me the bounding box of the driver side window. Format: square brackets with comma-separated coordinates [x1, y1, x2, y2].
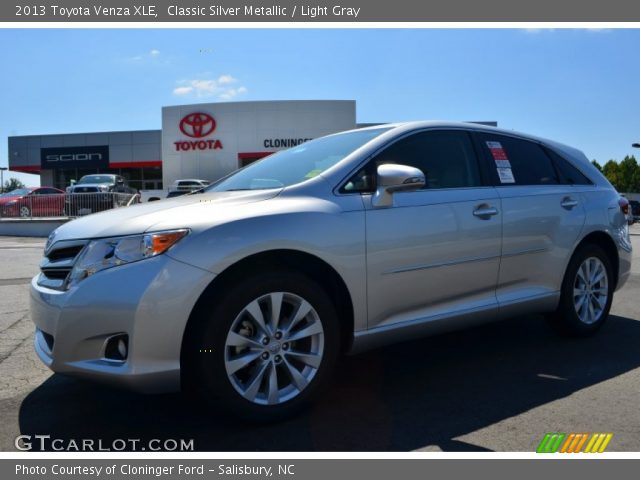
[342, 130, 481, 193]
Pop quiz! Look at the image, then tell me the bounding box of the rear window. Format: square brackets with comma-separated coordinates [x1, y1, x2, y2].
[476, 133, 559, 186]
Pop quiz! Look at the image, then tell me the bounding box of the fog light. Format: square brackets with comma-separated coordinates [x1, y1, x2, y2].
[104, 334, 128, 362]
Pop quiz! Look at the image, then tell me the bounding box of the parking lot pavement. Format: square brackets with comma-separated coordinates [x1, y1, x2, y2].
[0, 230, 639, 452]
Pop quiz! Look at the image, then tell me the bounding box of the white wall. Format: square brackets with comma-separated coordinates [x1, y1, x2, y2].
[161, 100, 356, 187]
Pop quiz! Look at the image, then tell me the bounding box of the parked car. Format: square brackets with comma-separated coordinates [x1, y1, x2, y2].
[172, 179, 210, 192]
[0, 187, 65, 218]
[65, 174, 137, 216]
[144, 180, 210, 202]
[31, 122, 632, 420]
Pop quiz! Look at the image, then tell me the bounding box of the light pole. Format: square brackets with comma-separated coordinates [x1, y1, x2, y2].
[0, 167, 8, 194]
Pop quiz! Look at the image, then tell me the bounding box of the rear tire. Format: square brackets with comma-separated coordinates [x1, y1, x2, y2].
[547, 244, 614, 337]
[189, 270, 340, 421]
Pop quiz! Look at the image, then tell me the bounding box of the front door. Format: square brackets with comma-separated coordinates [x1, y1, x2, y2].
[348, 129, 503, 329]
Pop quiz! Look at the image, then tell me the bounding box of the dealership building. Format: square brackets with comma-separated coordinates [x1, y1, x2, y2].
[7, 100, 359, 192]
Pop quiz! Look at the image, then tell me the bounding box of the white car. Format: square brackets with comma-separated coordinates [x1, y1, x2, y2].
[172, 179, 210, 192]
[141, 180, 211, 202]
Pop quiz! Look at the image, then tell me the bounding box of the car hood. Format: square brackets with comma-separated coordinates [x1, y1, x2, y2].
[0, 195, 23, 205]
[51, 189, 282, 241]
[69, 183, 110, 190]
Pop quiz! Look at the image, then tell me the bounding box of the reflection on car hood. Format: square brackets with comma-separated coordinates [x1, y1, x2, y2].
[51, 189, 282, 241]
[0, 195, 24, 205]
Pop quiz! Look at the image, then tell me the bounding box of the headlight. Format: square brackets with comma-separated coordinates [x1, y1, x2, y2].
[68, 229, 189, 286]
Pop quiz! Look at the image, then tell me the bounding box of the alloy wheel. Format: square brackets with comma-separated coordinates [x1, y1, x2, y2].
[224, 292, 325, 406]
[573, 256, 608, 325]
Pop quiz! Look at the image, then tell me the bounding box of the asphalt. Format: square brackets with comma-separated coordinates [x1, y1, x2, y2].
[0, 228, 639, 452]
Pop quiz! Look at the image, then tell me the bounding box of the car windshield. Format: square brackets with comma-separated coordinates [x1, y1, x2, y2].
[5, 188, 31, 196]
[206, 128, 391, 192]
[78, 175, 113, 184]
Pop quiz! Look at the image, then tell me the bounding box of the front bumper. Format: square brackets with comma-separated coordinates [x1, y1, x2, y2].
[30, 254, 215, 393]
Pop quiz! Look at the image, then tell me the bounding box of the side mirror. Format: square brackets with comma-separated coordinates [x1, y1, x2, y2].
[372, 163, 426, 207]
[70, 179, 76, 186]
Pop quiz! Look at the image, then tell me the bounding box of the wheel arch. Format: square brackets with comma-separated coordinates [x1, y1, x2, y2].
[573, 230, 620, 289]
[179, 249, 355, 390]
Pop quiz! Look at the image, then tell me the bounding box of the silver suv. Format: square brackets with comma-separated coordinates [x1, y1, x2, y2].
[31, 122, 632, 420]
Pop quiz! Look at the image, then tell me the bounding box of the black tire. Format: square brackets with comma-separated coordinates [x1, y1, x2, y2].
[547, 243, 614, 337]
[189, 270, 341, 421]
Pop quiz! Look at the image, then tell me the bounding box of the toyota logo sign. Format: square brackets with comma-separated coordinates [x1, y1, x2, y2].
[179, 112, 216, 138]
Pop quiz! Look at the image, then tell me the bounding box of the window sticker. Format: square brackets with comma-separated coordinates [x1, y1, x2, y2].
[486, 141, 511, 168]
[497, 167, 515, 184]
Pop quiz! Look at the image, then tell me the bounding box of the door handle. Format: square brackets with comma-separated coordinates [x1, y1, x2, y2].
[561, 197, 578, 210]
[473, 205, 499, 218]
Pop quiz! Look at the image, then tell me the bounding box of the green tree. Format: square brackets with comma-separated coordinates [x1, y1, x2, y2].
[618, 155, 640, 193]
[602, 160, 621, 191]
[591, 160, 603, 173]
[2, 177, 25, 193]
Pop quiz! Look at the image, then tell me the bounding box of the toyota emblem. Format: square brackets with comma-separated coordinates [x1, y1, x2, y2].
[179, 112, 217, 138]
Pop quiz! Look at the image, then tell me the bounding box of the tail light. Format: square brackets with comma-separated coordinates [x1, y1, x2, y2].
[619, 197, 630, 215]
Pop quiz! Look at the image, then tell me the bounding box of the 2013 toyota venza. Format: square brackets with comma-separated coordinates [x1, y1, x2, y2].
[31, 122, 632, 419]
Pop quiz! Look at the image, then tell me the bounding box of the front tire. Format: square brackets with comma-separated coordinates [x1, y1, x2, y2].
[548, 244, 614, 337]
[191, 271, 340, 421]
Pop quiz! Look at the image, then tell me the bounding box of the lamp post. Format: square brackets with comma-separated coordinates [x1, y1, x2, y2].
[0, 167, 8, 194]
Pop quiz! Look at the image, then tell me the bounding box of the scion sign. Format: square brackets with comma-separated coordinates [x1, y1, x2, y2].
[40, 145, 109, 169]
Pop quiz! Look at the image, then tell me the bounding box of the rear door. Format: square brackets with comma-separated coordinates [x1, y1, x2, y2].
[354, 129, 503, 329]
[473, 132, 586, 307]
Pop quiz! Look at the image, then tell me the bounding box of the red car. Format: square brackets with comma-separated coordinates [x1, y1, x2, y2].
[0, 187, 65, 218]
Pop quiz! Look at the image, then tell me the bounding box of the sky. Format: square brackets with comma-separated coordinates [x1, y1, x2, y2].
[0, 28, 639, 187]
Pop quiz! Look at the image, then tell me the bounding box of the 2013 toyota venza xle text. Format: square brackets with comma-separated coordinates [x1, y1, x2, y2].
[31, 122, 632, 419]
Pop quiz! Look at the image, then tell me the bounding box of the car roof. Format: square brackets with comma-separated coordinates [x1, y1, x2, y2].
[356, 120, 557, 143]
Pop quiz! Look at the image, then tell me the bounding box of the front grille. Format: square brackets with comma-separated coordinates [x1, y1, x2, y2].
[39, 240, 87, 289]
[46, 245, 84, 262]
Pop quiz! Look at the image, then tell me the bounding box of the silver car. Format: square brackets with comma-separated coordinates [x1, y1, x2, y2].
[31, 122, 632, 420]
